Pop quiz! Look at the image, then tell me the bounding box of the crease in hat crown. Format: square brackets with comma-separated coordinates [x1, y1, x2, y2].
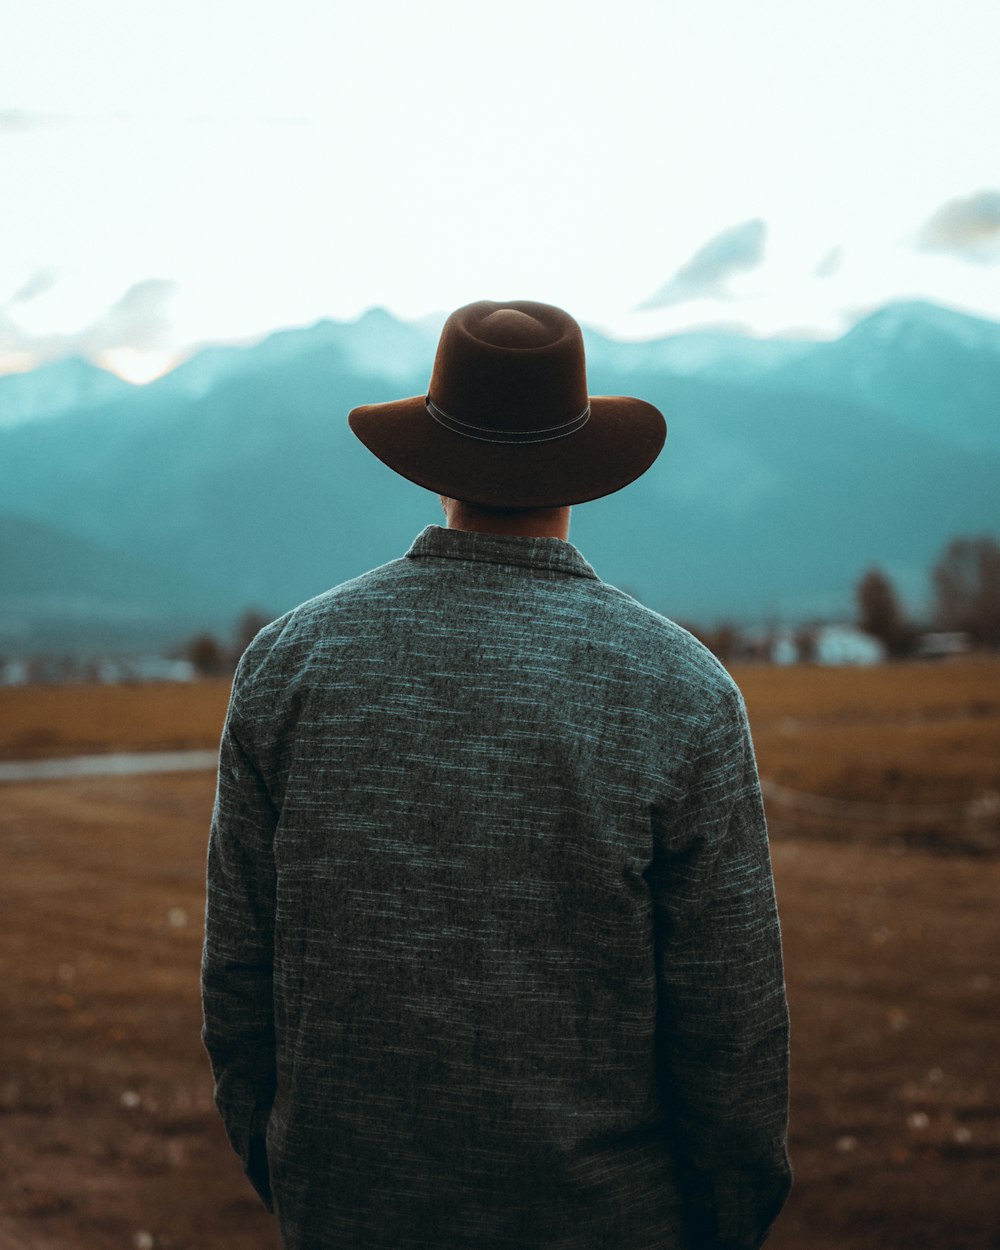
[475, 307, 557, 349]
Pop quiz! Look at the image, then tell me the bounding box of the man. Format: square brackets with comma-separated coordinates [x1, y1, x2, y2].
[202, 299, 791, 1249]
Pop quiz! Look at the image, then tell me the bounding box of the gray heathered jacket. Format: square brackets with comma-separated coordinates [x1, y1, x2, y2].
[202, 524, 791, 1250]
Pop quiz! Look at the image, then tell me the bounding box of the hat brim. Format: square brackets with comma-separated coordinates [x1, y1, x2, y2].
[348, 395, 666, 508]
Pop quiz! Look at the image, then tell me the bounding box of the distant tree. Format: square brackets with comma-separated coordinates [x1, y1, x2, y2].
[187, 633, 227, 677]
[232, 609, 272, 664]
[793, 623, 819, 664]
[676, 621, 747, 663]
[705, 623, 742, 663]
[932, 535, 1000, 647]
[856, 567, 914, 657]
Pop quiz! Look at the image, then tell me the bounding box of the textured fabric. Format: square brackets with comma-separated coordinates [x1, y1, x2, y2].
[202, 524, 791, 1250]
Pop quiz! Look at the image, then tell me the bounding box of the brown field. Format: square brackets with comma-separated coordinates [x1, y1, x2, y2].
[0, 680, 233, 762]
[1, 663, 998, 1249]
[3, 660, 999, 809]
[738, 659, 1000, 807]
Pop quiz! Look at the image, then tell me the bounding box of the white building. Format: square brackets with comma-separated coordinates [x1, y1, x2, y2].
[813, 624, 885, 665]
[769, 624, 886, 665]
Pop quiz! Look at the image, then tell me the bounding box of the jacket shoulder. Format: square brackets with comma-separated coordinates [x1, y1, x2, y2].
[232, 558, 411, 689]
[591, 580, 742, 706]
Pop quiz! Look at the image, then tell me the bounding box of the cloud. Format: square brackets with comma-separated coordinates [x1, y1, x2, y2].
[814, 246, 843, 278]
[0, 109, 64, 133]
[0, 278, 178, 371]
[916, 189, 1000, 262]
[261, 115, 312, 127]
[637, 219, 767, 310]
[83, 279, 178, 352]
[8, 270, 58, 305]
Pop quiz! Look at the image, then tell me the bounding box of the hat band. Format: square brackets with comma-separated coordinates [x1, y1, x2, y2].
[426, 397, 591, 445]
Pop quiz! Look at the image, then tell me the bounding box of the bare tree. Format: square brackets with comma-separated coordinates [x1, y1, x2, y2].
[187, 633, 227, 677]
[856, 567, 914, 657]
[232, 609, 273, 665]
[793, 623, 819, 664]
[932, 536, 1000, 647]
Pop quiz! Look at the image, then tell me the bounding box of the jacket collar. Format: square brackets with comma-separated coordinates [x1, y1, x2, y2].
[405, 525, 599, 580]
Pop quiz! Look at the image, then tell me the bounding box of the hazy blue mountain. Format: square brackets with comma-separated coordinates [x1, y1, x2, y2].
[157, 307, 440, 401]
[0, 514, 233, 651]
[0, 300, 997, 654]
[771, 301, 1000, 452]
[0, 356, 134, 427]
[583, 325, 814, 379]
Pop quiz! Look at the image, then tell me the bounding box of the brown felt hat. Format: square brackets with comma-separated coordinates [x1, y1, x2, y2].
[347, 299, 666, 508]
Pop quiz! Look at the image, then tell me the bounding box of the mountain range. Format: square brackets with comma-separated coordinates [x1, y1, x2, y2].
[1, 300, 998, 656]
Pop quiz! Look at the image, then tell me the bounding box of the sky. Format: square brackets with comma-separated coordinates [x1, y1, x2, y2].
[2, 0, 1000, 381]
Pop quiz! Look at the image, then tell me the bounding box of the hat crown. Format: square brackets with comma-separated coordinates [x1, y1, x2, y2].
[477, 308, 555, 348]
[429, 300, 589, 436]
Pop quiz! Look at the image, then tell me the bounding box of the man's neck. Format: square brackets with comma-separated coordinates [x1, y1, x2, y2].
[440, 496, 571, 542]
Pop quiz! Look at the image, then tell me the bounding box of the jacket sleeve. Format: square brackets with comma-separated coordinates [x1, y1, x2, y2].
[650, 685, 791, 1250]
[201, 672, 278, 1211]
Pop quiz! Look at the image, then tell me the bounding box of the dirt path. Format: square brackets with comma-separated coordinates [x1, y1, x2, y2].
[1, 773, 997, 1249]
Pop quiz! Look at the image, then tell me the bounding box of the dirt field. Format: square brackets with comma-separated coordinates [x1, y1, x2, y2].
[1, 664, 998, 1248]
[0, 681, 233, 762]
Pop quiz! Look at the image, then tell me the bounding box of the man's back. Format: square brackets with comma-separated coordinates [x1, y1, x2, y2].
[203, 525, 790, 1250]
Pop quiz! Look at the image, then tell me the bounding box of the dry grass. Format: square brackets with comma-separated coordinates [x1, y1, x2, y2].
[736, 659, 1000, 806]
[2, 659, 998, 809]
[753, 715, 1000, 805]
[1, 668, 999, 1247]
[733, 657, 1000, 722]
[0, 680, 232, 761]
[0, 773, 280, 1250]
[1, 772, 998, 1248]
